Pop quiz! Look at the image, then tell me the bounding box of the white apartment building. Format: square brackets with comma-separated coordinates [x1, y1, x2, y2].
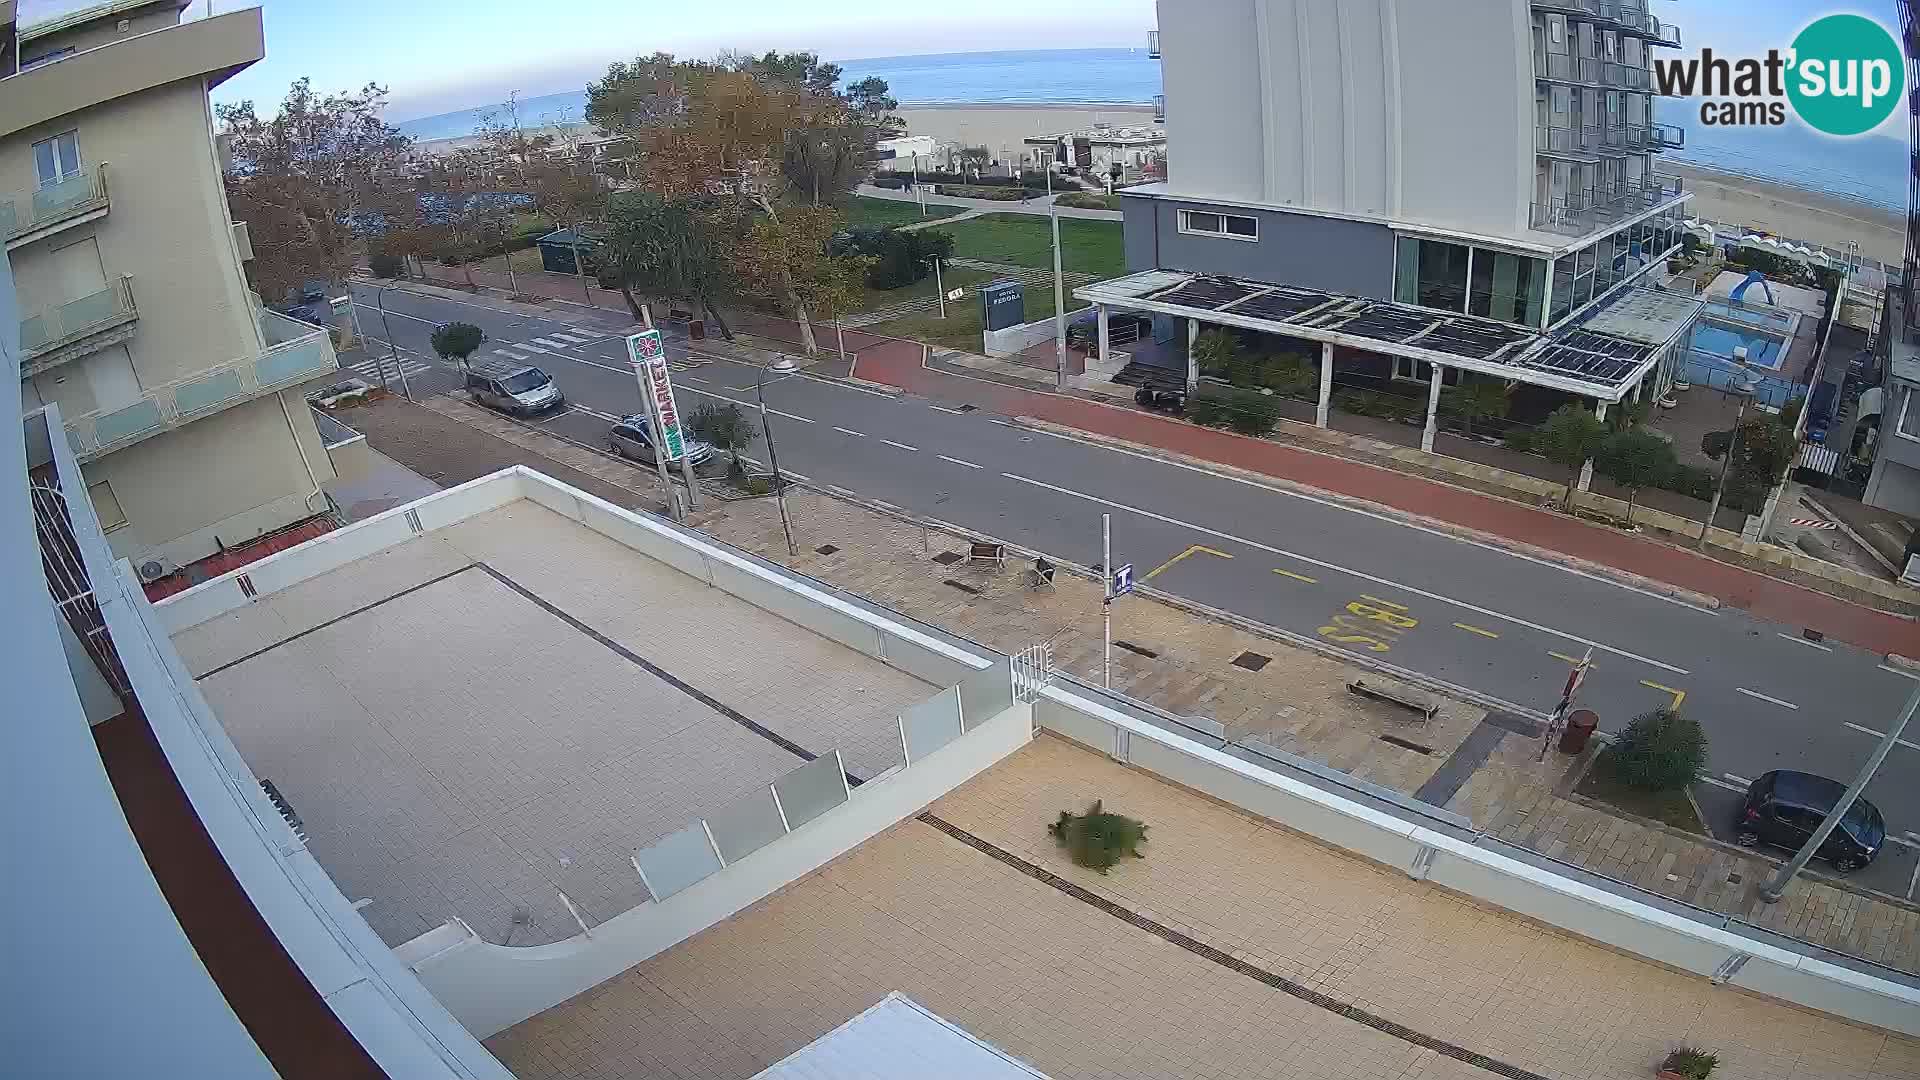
[1080, 0, 1703, 478]
[4, 0, 340, 583]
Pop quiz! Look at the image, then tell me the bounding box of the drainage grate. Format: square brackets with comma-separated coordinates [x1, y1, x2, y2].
[943, 578, 982, 595]
[815, 544, 840, 556]
[957, 404, 978, 412]
[1112, 640, 1158, 659]
[1231, 651, 1271, 672]
[1378, 734, 1434, 755]
[932, 551, 964, 565]
[1802, 628, 1825, 643]
[1727, 872, 1743, 885]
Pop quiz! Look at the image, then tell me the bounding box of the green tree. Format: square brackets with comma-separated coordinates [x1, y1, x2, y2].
[431, 322, 484, 367]
[1599, 429, 1677, 527]
[1049, 800, 1148, 874]
[688, 402, 757, 466]
[1606, 708, 1708, 792]
[1535, 403, 1609, 509]
[1190, 328, 1241, 377]
[602, 192, 748, 337]
[1440, 379, 1511, 438]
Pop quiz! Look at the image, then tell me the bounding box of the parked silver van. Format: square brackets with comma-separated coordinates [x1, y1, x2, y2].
[466, 366, 563, 415]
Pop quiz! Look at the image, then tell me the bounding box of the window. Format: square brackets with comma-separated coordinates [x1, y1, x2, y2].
[1393, 238, 1469, 312]
[33, 131, 82, 188]
[1469, 250, 1547, 326]
[1550, 253, 1576, 324]
[86, 480, 127, 531]
[1178, 209, 1257, 241]
[1393, 357, 1461, 387]
[20, 47, 77, 71]
[1900, 387, 1920, 440]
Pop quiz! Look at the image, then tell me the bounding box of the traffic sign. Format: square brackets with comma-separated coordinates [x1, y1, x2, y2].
[1109, 562, 1135, 599]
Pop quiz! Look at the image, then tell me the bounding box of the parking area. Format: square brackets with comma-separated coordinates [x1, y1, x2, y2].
[174, 499, 934, 946]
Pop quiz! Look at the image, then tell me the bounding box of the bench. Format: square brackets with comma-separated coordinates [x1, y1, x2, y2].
[1347, 680, 1438, 725]
[967, 541, 1007, 571]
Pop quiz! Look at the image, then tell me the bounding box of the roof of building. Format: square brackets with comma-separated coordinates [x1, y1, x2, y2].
[752, 993, 1055, 1079]
[536, 228, 600, 247]
[19, 0, 187, 40]
[1077, 270, 1700, 400]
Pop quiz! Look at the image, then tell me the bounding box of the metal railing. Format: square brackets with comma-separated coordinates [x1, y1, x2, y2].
[19, 276, 136, 360]
[1536, 51, 1603, 84]
[1537, 124, 1602, 155]
[1152, 94, 1165, 122]
[1147, 29, 1159, 58]
[0, 164, 109, 245]
[63, 325, 338, 461]
[1649, 15, 1681, 46]
[1530, 176, 1684, 235]
[1651, 122, 1684, 149]
[1606, 61, 1650, 90]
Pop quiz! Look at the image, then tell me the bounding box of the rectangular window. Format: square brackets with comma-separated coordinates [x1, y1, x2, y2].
[1902, 388, 1920, 440]
[1468, 249, 1548, 327]
[1413, 238, 1469, 312]
[1550, 253, 1576, 324]
[33, 131, 82, 187]
[1178, 208, 1258, 241]
[1393, 237, 1421, 305]
[1393, 357, 1462, 387]
[86, 480, 128, 531]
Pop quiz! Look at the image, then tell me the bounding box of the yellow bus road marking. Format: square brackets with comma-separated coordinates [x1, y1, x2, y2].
[1358, 594, 1408, 611]
[1548, 650, 1584, 665]
[1453, 622, 1501, 639]
[1271, 568, 1318, 584]
[1144, 544, 1234, 581]
[1640, 679, 1686, 711]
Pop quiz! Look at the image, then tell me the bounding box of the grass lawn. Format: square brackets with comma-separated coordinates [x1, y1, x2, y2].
[1574, 752, 1708, 837]
[843, 195, 967, 229]
[866, 266, 1092, 354]
[474, 248, 548, 275]
[934, 213, 1125, 279]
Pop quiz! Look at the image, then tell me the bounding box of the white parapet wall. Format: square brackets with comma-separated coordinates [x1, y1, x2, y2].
[983, 308, 1089, 358]
[1034, 685, 1920, 1039]
[405, 698, 1033, 1038]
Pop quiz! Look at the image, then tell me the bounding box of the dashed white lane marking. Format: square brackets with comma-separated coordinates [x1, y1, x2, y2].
[1699, 776, 1748, 793]
[493, 348, 529, 361]
[677, 386, 813, 423]
[530, 336, 573, 349]
[1723, 772, 1753, 787]
[1734, 687, 1799, 710]
[1843, 722, 1920, 751]
[999, 471, 1690, 676]
[987, 418, 1016, 427]
[939, 455, 983, 469]
[834, 427, 867, 438]
[1777, 632, 1833, 652]
[881, 439, 918, 452]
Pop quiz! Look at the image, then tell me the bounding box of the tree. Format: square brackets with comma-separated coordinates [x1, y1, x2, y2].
[688, 402, 757, 466]
[1048, 800, 1148, 874]
[1701, 413, 1797, 512]
[1190, 328, 1241, 376]
[601, 192, 748, 336]
[431, 322, 484, 367]
[1534, 403, 1609, 509]
[1440, 379, 1511, 438]
[1606, 708, 1708, 792]
[1599, 429, 1676, 527]
[218, 78, 414, 302]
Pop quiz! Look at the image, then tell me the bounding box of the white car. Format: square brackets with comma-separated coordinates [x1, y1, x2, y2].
[608, 415, 715, 468]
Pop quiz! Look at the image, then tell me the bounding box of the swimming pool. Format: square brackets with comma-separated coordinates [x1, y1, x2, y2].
[1689, 320, 1786, 370]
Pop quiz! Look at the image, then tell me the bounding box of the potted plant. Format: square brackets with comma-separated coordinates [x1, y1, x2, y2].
[1048, 800, 1147, 874]
[1657, 1046, 1718, 1080]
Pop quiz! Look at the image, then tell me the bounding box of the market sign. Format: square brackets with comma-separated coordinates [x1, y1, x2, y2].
[625, 330, 685, 459]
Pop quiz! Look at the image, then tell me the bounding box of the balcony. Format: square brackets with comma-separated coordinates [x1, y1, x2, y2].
[1651, 122, 1684, 150]
[1537, 124, 1605, 157]
[63, 311, 338, 462]
[1606, 61, 1650, 90]
[1536, 51, 1604, 85]
[20, 276, 138, 379]
[1530, 175, 1685, 237]
[1147, 29, 1159, 58]
[1153, 94, 1165, 123]
[1, 165, 109, 250]
[1649, 15, 1682, 47]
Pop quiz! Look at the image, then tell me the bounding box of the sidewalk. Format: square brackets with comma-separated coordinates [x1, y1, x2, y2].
[339, 391, 1920, 978]
[846, 344, 1920, 658]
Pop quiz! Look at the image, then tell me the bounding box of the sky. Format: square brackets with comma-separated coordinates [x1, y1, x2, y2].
[14, 0, 1911, 129]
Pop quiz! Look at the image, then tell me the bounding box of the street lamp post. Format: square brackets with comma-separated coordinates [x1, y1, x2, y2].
[1047, 167, 1068, 391]
[758, 355, 799, 557]
[371, 282, 414, 401]
[1698, 355, 1753, 549]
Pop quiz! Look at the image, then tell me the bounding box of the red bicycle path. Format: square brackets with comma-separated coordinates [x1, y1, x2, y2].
[397, 267, 1918, 657]
[847, 339, 1920, 660]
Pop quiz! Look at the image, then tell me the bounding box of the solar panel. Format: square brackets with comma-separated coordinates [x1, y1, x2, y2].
[1517, 330, 1653, 387]
[1153, 277, 1258, 309]
[1234, 287, 1341, 322]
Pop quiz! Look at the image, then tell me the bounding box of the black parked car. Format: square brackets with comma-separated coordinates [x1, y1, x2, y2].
[1736, 770, 1885, 874]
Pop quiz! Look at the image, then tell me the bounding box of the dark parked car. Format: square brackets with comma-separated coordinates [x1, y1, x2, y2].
[1736, 770, 1884, 874]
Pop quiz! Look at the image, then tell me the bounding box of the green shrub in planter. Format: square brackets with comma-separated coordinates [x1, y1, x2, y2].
[1501, 428, 1534, 453]
[1607, 708, 1708, 792]
[1658, 1046, 1718, 1079]
[1049, 800, 1147, 873]
[1225, 389, 1280, 436]
[1186, 394, 1225, 427]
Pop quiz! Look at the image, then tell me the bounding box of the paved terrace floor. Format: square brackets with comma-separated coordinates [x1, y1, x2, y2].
[172, 499, 933, 946]
[489, 736, 1920, 1080]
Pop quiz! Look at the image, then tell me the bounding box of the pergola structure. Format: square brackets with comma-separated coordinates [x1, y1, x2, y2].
[1076, 269, 1702, 488]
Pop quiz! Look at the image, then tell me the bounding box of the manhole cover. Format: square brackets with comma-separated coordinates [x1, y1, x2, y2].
[932, 551, 963, 565]
[1232, 651, 1271, 672]
[815, 544, 840, 556]
[942, 578, 982, 595]
[1727, 872, 1743, 885]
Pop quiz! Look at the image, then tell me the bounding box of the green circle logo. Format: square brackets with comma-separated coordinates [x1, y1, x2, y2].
[1786, 14, 1905, 136]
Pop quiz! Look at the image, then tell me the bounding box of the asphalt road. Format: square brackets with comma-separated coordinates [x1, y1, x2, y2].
[350, 282, 1920, 899]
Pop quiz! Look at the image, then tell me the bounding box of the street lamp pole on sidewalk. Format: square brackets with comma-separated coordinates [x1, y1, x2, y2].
[1102, 513, 1113, 688]
[1760, 678, 1919, 902]
[1048, 167, 1068, 391]
[934, 257, 946, 319]
[759, 355, 799, 557]
[1699, 357, 1755, 549]
[372, 282, 414, 401]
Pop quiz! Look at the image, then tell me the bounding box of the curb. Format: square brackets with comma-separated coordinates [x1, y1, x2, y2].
[798, 478, 1546, 724]
[1885, 653, 1920, 673]
[1012, 416, 1727, 613]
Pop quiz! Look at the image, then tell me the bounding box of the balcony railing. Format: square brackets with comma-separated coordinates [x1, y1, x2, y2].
[1537, 51, 1604, 84]
[1606, 61, 1651, 90]
[1649, 16, 1681, 47]
[1530, 175, 1685, 236]
[1, 165, 110, 248]
[1537, 124, 1605, 156]
[64, 322, 338, 462]
[20, 277, 137, 369]
[1153, 94, 1165, 122]
[1147, 29, 1159, 58]
[1651, 122, 1684, 150]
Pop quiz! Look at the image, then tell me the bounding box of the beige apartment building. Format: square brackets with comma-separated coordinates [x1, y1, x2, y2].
[3, 0, 338, 579]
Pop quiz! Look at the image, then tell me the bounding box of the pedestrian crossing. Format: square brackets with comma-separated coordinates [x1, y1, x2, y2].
[348, 353, 434, 383]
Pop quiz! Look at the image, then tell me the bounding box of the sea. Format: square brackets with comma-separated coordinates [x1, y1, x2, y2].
[392, 47, 1910, 214]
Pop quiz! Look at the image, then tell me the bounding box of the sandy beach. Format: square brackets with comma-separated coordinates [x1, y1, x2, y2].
[894, 105, 1906, 266]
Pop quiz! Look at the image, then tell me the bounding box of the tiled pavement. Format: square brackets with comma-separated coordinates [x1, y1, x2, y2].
[488, 737, 1920, 1080]
[345, 396, 1920, 969]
